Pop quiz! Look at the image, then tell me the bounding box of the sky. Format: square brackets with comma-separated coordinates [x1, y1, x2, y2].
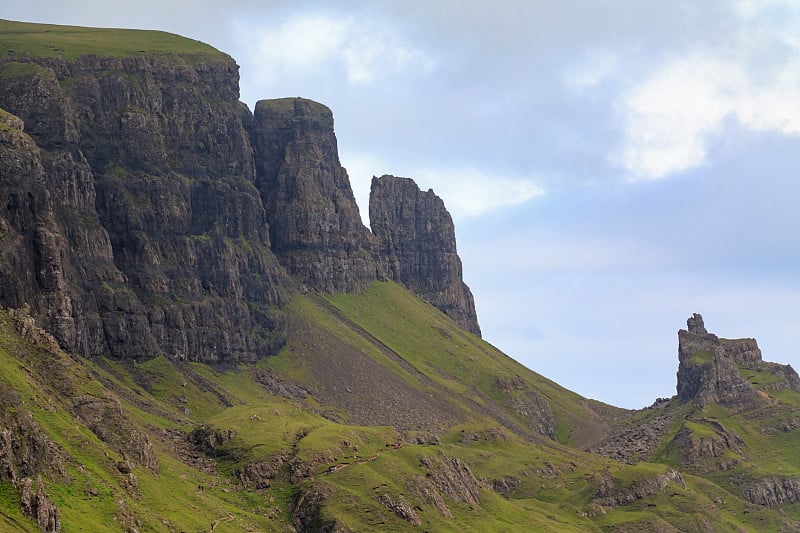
[6, 1, 800, 408]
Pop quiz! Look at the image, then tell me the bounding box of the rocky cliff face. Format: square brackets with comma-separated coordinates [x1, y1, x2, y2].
[369, 175, 481, 336]
[0, 51, 292, 363]
[592, 468, 685, 508]
[676, 313, 799, 410]
[249, 98, 380, 293]
[742, 477, 800, 507]
[0, 24, 481, 365]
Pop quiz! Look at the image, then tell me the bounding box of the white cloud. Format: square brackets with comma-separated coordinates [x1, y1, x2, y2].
[411, 167, 545, 219]
[341, 152, 544, 223]
[619, 52, 800, 180]
[735, 0, 798, 19]
[233, 12, 436, 87]
[618, 55, 744, 180]
[342, 33, 436, 84]
[237, 14, 346, 79]
[736, 57, 800, 134]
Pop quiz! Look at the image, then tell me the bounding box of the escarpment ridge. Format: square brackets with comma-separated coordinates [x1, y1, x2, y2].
[0, 19, 480, 364]
[2, 19, 800, 533]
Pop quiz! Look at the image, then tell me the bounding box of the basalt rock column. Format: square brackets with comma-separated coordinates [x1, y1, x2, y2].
[250, 98, 380, 293]
[369, 175, 481, 336]
[0, 40, 292, 363]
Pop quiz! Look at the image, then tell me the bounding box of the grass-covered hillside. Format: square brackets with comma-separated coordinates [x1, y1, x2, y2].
[0, 19, 227, 61]
[1, 17, 799, 533]
[2, 282, 798, 531]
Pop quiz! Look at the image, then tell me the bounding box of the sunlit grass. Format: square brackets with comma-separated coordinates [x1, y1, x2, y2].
[0, 19, 226, 61]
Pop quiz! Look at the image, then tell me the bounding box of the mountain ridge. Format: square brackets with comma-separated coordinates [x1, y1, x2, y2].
[1, 19, 799, 532]
[0, 19, 481, 367]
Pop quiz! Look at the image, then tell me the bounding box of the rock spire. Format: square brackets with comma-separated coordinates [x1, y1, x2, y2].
[676, 314, 799, 410]
[369, 175, 481, 336]
[250, 98, 381, 293]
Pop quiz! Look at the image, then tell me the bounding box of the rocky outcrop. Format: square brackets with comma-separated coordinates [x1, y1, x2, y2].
[291, 484, 353, 533]
[250, 98, 380, 293]
[370, 175, 480, 336]
[592, 469, 685, 508]
[376, 493, 421, 526]
[590, 413, 675, 465]
[407, 474, 453, 518]
[0, 45, 292, 364]
[419, 452, 481, 507]
[686, 313, 707, 334]
[19, 477, 60, 533]
[671, 419, 745, 470]
[742, 477, 800, 507]
[187, 426, 237, 457]
[677, 313, 763, 411]
[595, 315, 800, 466]
[73, 394, 159, 475]
[0, 368, 64, 532]
[676, 314, 800, 410]
[233, 454, 289, 490]
[0, 384, 64, 486]
[491, 476, 521, 495]
[495, 377, 556, 438]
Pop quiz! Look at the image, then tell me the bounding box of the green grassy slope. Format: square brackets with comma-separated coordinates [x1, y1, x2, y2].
[1, 282, 797, 531]
[0, 19, 227, 61]
[327, 282, 618, 446]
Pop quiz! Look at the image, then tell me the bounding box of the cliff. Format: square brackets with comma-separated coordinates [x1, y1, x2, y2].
[370, 175, 481, 336]
[0, 21, 481, 365]
[4, 19, 800, 533]
[250, 98, 381, 293]
[676, 313, 800, 410]
[0, 37, 292, 364]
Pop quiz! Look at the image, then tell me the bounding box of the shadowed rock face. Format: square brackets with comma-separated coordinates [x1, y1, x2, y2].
[743, 477, 800, 507]
[676, 313, 800, 410]
[250, 98, 381, 294]
[0, 52, 482, 363]
[369, 175, 481, 336]
[0, 53, 291, 363]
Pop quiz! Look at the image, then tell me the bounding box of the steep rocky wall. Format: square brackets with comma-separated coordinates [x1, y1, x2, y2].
[676, 313, 799, 410]
[250, 98, 380, 293]
[0, 24, 484, 363]
[0, 107, 77, 348]
[676, 314, 761, 409]
[0, 51, 292, 363]
[369, 175, 481, 336]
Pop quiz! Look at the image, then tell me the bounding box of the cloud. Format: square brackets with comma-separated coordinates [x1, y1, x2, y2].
[233, 11, 436, 87]
[342, 32, 436, 84]
[248, 14, 347, 76]
[405, 167, 545, 220]
[736, 57, 800, 134]
[618, 55, 744, 180]
[342, 151, 545, 223]
[619, 48, 800, 180]
[735, 0, 799, 19]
